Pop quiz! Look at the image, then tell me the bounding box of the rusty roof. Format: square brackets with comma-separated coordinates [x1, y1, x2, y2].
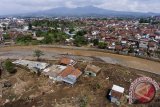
[85, 64, 101, 74]
[70, 69, 82, 78]
[60, 57, 73, 65]
[58, 66, 74, 78]
[58, 66, 82, 78]
[111, 90, 123, 100]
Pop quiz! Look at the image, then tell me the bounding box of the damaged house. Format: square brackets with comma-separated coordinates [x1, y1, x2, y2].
[60, 57, 77, 66]
[13, 60, 49, 73]
[107, 85, 125, 105]
[42, 65, 67, 81]
[84, 64, 101, 77]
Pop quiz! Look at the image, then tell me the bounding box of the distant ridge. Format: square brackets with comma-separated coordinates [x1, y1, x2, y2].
[6, 6, 160, 17]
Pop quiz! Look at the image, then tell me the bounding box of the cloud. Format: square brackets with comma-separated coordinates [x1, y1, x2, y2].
[0, 0, 160, 15]
[97, 0, 160, 13]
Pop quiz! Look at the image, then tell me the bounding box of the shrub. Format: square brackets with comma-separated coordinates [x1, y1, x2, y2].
[33, 50, 44, 60]
[98, 42, 107, 49]
[4, 59, 16, 74]
[79, 96, 88, 107]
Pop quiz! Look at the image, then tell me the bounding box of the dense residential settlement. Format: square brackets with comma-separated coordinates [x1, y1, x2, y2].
[0, 17, 160, 59]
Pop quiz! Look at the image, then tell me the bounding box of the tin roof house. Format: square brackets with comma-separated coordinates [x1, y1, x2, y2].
[139, 38, 149, 49]
[107, 85, 125, 105]
[84, 64, 101, 77]
[60, 57, 77, 66]
[42, 65, 67, 81]
[56, 66, 82, 85]
[12, 60, 49, 70]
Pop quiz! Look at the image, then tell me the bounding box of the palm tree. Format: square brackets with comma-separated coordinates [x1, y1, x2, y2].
[33, 50, 44, 61]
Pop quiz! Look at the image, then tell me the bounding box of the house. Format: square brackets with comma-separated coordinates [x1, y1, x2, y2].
[115, 45, 123, 52]
[91, 30, 99, 36]
[142, 34, 149, 39]
[13, 60, 49, 71]
[108, 45, 115, 50]
[107, 42, 116, 50]
[138, 48, 146, 56]
[107, 85, 125, 105]
[65, 38, 74, 45]
[84, 64, 101, 77]
[33, 36, 44, 41]
[139, 38, 149, 49]
[121, 38, 128, 45]
[56, 66, 82, 85]
[121, 40, 127, 45]
[148, 42, 158, 51]
[42, 65, 66, 81]
[60, 57, 76, 66]
[135, 34, 141, 40]
[155, 35, 160, 40]
[128, 39, 139, 48]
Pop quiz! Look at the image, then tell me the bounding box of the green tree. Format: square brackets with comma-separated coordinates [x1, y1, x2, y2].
[76, 30, 87, 36]
[74, 35, 88, 46]
[155, 50, 160, 59]
[36, 30, 49, 37]
[128, 46, 134, 53]
[4, 59, 16, 74]
[43, 35, 53, 44]
[73, 30, 88, 46]
[16, 35, 32, 45]
[98, 42, 107, 49]
[139, 18, 150, 23]
[3, 34, 10, 40]
[55, 33, 67, 43]
[93, 39, 99, 46]
[69, 28, 75, 34]
[33, 50, 44, 60]
[28, 23, 32, 30]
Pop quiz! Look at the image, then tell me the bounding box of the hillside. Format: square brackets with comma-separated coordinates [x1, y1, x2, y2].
[20, 6, 157, 17]
[0, 58, 160, 107]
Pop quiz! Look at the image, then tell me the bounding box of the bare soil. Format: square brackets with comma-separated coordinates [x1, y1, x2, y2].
[0, 59, 160, 107]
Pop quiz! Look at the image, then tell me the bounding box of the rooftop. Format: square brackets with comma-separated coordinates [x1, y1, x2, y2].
[85, 64, 101, 74]
[112, 85, 124, 93]
[13, 60, 49, 70]
[43, 65, 67, 77]
[60, 57, 75, 65]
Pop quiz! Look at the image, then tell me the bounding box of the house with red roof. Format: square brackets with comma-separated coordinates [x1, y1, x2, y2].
[60, 57, 77, 66]
[56, 66, 82, 85]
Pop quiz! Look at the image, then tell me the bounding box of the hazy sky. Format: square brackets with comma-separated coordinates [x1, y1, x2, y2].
[0, 0, 160, 15]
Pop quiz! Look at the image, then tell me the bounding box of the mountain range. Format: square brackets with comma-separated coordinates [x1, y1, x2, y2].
[13, 6, 160, 17]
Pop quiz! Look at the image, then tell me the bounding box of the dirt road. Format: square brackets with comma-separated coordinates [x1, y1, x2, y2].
[0, 45, 160, 75]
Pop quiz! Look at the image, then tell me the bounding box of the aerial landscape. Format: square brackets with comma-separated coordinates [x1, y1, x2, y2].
[0, 0, 160, 107]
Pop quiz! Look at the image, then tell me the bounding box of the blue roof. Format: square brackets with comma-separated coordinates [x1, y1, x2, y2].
[62, 77, 76, 85]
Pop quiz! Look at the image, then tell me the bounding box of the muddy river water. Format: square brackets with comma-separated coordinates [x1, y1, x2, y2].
[0, 45, 160, 75]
